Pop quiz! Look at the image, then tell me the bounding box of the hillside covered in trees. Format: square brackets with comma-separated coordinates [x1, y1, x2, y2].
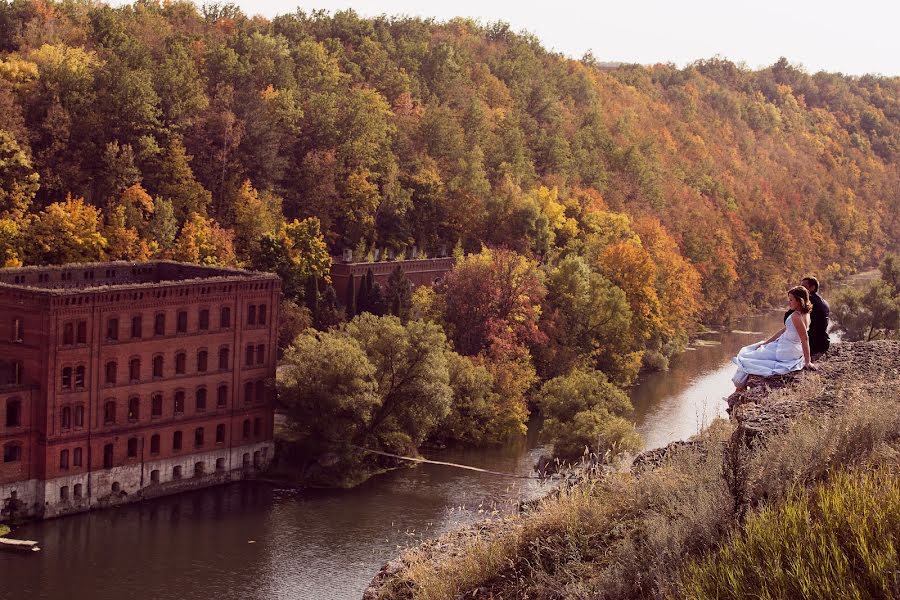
[1, 0, 898, 472]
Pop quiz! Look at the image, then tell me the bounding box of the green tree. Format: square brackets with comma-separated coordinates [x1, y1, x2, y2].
[344, 314, 452, 454]
[147, 196, 177, 250]
[386, 265, 413, 322]
[151, 138, 212, 222]
[432, 352, 501, 445]
[278, 330, 379, 456]
[538, 255, 634, 380]
[537, 368, 641, 461]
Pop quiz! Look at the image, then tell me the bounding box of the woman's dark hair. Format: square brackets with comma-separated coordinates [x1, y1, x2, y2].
[789, 286, 813, 314]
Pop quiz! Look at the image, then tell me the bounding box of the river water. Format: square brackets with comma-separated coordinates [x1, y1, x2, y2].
[1, 310, 786, 600]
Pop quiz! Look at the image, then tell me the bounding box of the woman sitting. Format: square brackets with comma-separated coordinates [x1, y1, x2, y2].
[731, 286, 818, 391]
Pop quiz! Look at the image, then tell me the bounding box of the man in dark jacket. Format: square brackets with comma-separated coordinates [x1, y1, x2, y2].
[802, 276, 830, 355]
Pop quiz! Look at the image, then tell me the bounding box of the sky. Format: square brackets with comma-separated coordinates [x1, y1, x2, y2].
[179, 0, 900, 76]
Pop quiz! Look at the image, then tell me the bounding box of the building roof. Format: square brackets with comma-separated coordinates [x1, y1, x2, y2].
[0, 260, 278, 296]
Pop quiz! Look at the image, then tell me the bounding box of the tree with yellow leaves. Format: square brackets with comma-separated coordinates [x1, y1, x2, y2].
[24, 195, 107, 264]
[171, 212, 236, 266]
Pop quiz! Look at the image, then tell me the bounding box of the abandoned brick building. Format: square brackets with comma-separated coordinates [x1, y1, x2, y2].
[0, 261, 279, 521]
[329, 255, 456, 305]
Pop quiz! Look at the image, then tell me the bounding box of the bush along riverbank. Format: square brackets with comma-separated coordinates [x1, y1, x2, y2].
[364, 340, 900, 599]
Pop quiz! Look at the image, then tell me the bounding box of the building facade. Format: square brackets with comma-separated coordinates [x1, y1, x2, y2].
[0, 261, 279, 521]
[329, 257, 456, 305]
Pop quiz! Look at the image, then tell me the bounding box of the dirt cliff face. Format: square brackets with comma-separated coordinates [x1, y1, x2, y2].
[364, 341, 900, 600]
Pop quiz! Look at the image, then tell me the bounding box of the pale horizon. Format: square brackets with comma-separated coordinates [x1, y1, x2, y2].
[110, 0, 900, 77]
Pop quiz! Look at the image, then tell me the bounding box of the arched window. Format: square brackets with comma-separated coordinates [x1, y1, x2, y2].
[245, 344, 254, 366]
[220, 306, 231, 329]
[176, 310, 188, 334]
[217, 385, 228, 408]
[73, 447, 82, 466]
[247, 304, 256, 326]
[127, 437, 138, 457]
[106, 317, 119, 341]
[194, 427, 204, 447]
[5, 398, 21, 427]
[152, 355, 163, 378]
[74, 483, 83, 498]
[255, 380, 266, 404]
[173, 430, 183, 451]
[74, 405, 84, 428]
[129, 358, 141, 382]
[104, 400, 116, 425]
[174, 390, 185, 414]
[176, 352, 186, 374]
[150, 434, 160, 455]
[256, 344, 265, 365]
[215, 423, 225, 443]
[154, 313, 165, 336]
[172, 465, 182, 480]
[63, 322, 74, 345]
[60, 449, 69, 469]
[197, 349, 208, 373]
[131, 315, 142, 339]
[76, 321, 87, 344]
[128, 397, 140, 422]
[74, 366, 85, 389]
[61, 367, 72, 389]
[151, 393, 163, 417]
[253, 417, 261, 437]
[194, 461, 205, 477]
[244, 381, 253, 404]
[105, 361, 117, 384]
[218, 347, 229, 370]
[195, 387, 207, 412]
[199, 309, 209, 331]
[242, 419, 251, 439]
[258, 304, 267, 325]
[216, 457, 225, 471]
[150, 469, 160, 483]
[61, 406, 72, 429]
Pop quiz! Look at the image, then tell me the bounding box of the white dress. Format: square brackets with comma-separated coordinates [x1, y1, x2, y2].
[732, 312, 810, 386]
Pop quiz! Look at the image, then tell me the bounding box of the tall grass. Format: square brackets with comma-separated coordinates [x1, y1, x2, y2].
[680, 468, 900, 599]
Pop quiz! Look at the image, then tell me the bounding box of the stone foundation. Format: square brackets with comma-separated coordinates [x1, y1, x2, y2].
[1, 441, 273, 521]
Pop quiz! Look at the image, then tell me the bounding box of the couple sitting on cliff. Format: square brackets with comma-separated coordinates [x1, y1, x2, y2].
[730, 276, 831, 394]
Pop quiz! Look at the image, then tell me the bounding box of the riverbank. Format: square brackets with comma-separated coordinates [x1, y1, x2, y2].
[364, 340, 900, 599]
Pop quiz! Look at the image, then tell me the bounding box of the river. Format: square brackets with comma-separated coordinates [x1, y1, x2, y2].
[0, 309, 792, 600]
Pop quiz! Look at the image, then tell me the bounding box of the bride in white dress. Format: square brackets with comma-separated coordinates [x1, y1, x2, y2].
[731, 286, 818, 391]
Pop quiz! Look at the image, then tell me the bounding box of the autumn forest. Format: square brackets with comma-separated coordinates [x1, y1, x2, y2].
[1, 0, 898, 472]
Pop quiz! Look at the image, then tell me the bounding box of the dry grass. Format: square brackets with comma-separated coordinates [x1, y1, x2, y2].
[373, 370, 900, 600]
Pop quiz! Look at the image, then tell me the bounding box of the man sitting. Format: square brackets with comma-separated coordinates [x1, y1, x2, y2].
[801, 276, 831, 356]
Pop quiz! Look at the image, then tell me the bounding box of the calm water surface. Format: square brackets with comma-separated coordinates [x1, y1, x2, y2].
[1, 310, 787, 600]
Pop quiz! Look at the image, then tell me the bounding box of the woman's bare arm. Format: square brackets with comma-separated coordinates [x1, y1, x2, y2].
[792, 312, 813, 367]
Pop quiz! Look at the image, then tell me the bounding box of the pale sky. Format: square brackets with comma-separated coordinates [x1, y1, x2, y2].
[223, 0, 898, 76]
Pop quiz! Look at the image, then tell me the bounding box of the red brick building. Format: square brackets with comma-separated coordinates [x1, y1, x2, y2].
[0, 261, 279, 521]
[329, 257, 456, 305]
